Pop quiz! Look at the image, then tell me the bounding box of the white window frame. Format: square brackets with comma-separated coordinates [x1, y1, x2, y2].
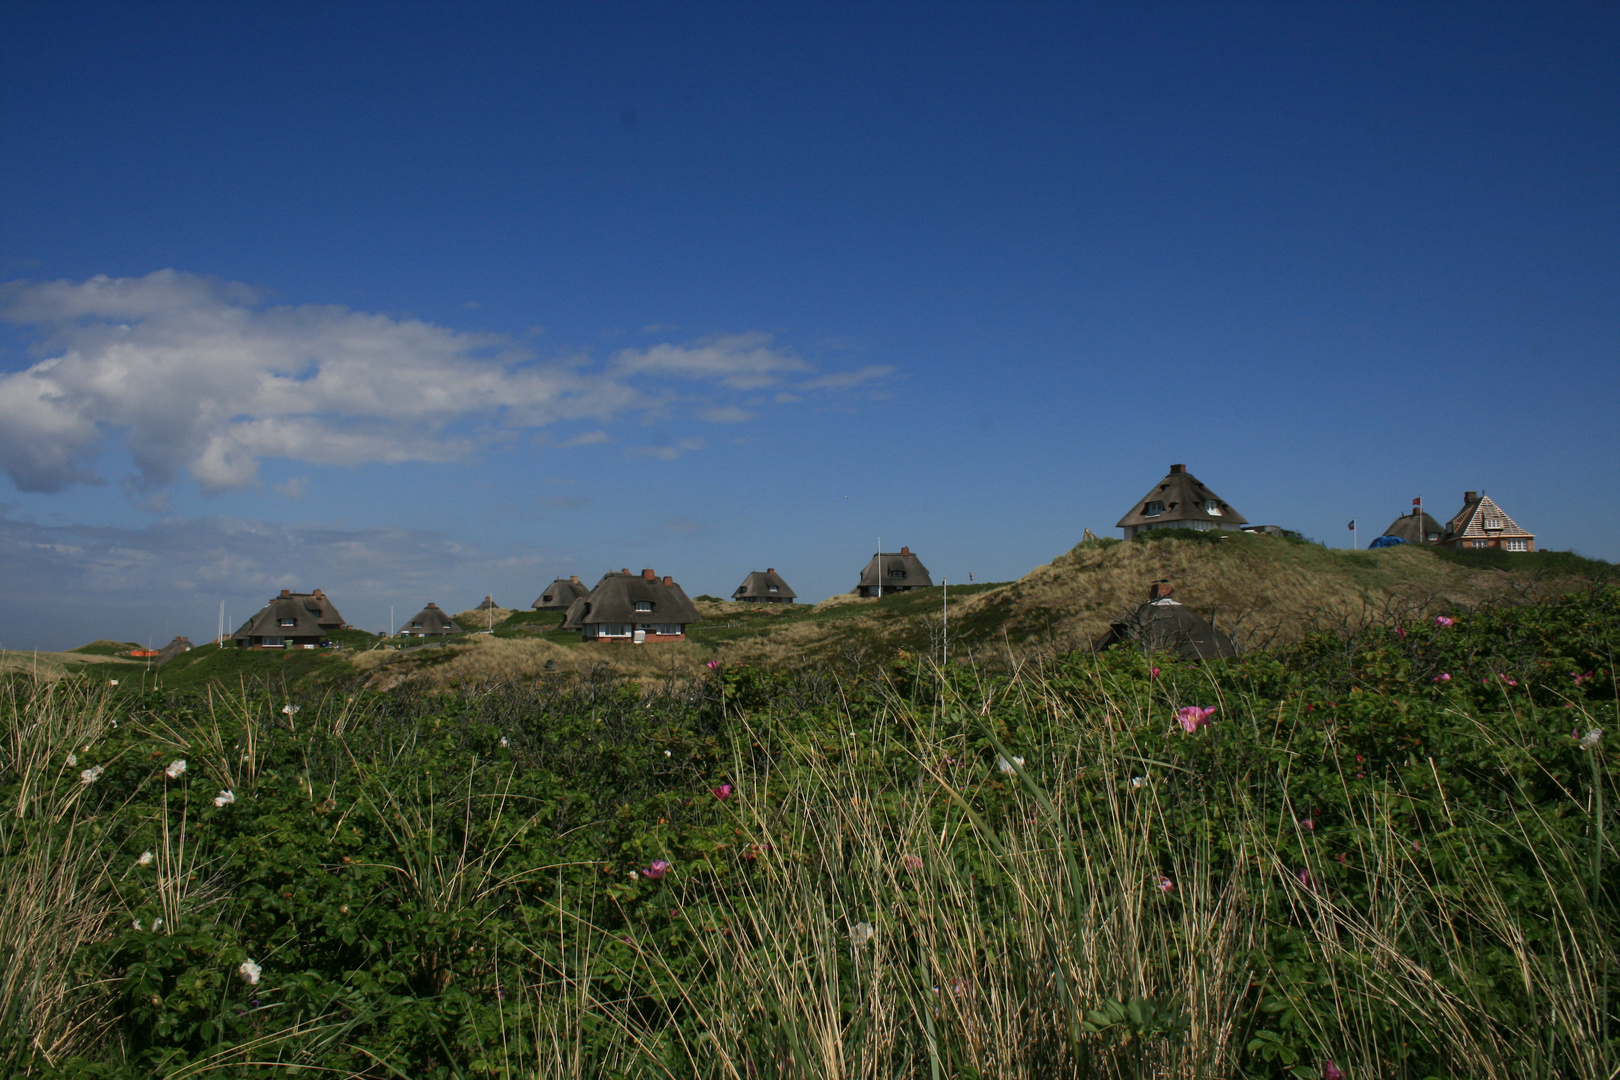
[1205, 500, 1221, 516]
[634, 600, 654, 613]
[1143, 501, 1165, 517]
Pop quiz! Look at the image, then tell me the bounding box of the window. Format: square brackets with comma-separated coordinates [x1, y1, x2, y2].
[1205, 500, 1221, 515]
[593, 623, 632, 637]
[1143, 501, 1165, 517]
[263, 636, 283, 648]
[1483, 517, 1505, 530]
[1426, 533, 1440, 542]
[641, 623, 683, 636]
[1506, 539, 1528, 552]
[767, 584, 779, 592]
[634, 600, 653, 612]
[279, 618, 296, 627]
[411, 621, 422, 628]
[1471, 540, 1489, 549]
[889, 569, 906, 579]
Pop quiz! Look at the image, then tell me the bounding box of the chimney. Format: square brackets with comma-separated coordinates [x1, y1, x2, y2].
[570, 574, 581, 584]
[621, 568, 630, 574]
[662, 575, 673, 586]
[900, 545, 911, 556]
[642, 568, 656, 581]
[766, 568, 775, 575]
[1149, 579, 1173, 601]
[313, 588, 323, 598]
[1169, 464, 1186, 475]
[280, 589, 291, 597]
[1464, 491, 1477, 504]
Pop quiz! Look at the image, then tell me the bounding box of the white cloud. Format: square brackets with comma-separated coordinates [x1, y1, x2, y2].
[698, 405, 756, 424]
[272, 476, 308, 499]
[611, 333, 812, 390]
[630, 436, 705, 461]
[794, 365, 896, 392]
[0, 271, 896, 495]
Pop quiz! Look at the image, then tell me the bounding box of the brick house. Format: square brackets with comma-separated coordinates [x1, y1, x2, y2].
[1441, 492, 1535, 552]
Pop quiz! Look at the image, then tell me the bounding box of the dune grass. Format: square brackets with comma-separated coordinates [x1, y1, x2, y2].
[1, 588, 1615, 1077]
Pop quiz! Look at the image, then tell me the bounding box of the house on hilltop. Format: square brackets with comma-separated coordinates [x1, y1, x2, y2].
[155, 636, 194, 665]
[855, 547, 932, 597]
[1117, 464, 1247, 539]
[1441, 492, 1535, 552]
[533, 576, 589, 611]
[562, 569, 700, 642]
[733, 568, 796, 604]
[1376, 508, 1446, 546]
[399, 603, 461, 637]
[233, 595, 328, 649]
[271, 588, 348, 630]
[1095, 581, 1236, 660]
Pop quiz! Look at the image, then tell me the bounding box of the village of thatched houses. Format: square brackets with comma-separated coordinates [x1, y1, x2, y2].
[561, 568, 700, 642]
[855, 547, 932, 597]
[733, 568, 796, 604]
[233, 588, 348, 649]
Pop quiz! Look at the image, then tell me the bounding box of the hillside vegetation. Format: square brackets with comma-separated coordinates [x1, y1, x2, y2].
[2, 586, 1615, 1077]
[67, 534, 1616, 696]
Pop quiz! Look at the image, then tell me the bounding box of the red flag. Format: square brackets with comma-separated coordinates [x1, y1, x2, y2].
[1412, 497, 1421, 506]
[1347, 520, 1355, 531]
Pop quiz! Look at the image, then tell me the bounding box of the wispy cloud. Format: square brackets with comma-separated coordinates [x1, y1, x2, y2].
[629, 436, 705, 461]
[0, 271, 896, 496]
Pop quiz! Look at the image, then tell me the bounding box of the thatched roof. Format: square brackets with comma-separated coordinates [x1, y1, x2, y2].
[155, 636, 194, 665]
[400, 603, 461, 636]
[856, 547, 932, 593]
[1095, 581, 1236, 660]
[1380, 509, 1446, 545]
[1443, 492, 1533, 541]
[565, 569, 701, 628]
[733, 568, 796, 602]
[234, 597, 326, 642]
[475, 595, 502, 611]
[274, 589, 346, 629]
[1116, 464, 1247, 532]
[533, 576, 589, 610]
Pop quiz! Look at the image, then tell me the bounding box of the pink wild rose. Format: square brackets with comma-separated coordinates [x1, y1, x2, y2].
[1149, 667, 1161, 679]
[1156, 876, 1174, 892]
[1176, 706, 1216, 732]
[1434, 615, 1454, 628]
[1323, 1061, 1344, 1080]
[644, 860, 671, 880]
[711, 783, 733, 800]
[901, 854, 924, 872]
[705, 660, 720, 670]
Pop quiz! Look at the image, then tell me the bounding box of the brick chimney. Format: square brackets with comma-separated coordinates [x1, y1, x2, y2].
[312, 588, 323, 598]
[1149, 579, 1174, 601]
[570, 574, 581, 584]
[900, 546, 911, 556]
[280, 589, 291, 597]
[1464, 491, 1477, 504]
[662, 575, 673, 586]
[1169, 464, 1186, 475]
[766, 568, 775, 575]
[642, 568, 656, 581]
[621, 568, 630, 574]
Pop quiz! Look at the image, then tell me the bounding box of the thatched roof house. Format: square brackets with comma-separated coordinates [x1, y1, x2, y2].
[233, 596, 327, 650]
[1095, 581, 1236, 660]
[400, 603, 461, 637]
[562, 568, 700, 642]
[855, 547, 932, 597]
[1441, 492, 1535, 552]
[1116, 464, 1247, 538]
[533, 576, 589, 611]
[270, 588, 347, 629]
[733, 568, 796, 604]
[155, 636, 194, 665]
[1377, 508, 1446, 546]
[474, 595, 502, 611]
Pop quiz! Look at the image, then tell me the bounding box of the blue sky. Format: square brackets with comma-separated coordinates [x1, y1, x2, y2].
[2, 2, 1616, 649]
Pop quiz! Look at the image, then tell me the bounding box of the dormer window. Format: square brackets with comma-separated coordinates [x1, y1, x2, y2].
[411, 621, 422, 628]
[634, 600, 654, 612]
[279, 618, 297, 627]
[767, 584, 779, 592]
[1483, 517, 1504, 531]
[1143, 501, 1165, 517]
[1205, 500, 1221, 516]
[888, 569, 906, 579]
